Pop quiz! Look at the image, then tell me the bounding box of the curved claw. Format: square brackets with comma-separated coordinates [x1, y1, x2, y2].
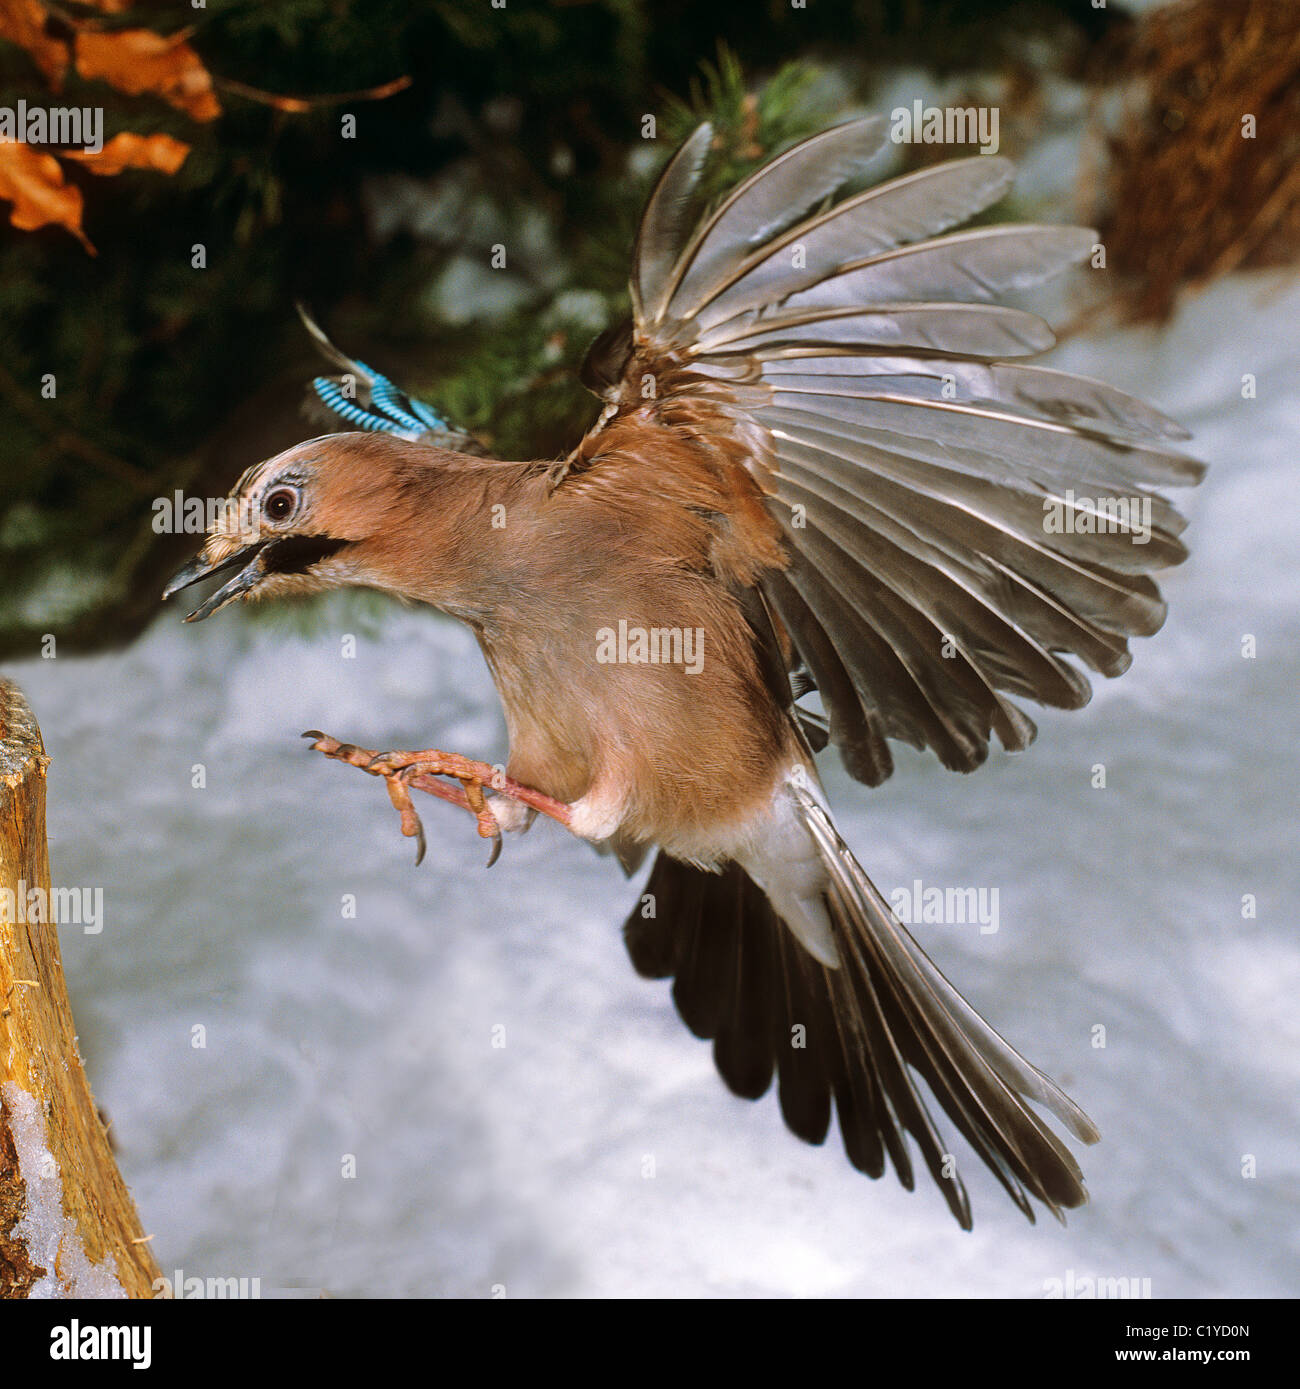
[304, 730, 544, 869]
[382, 771, 428, 867]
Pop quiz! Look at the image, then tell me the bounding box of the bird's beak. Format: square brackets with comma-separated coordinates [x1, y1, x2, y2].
[163, 540, 268, 623]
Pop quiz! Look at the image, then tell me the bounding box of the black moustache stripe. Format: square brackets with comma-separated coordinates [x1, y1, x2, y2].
[262, 535, 350, 575]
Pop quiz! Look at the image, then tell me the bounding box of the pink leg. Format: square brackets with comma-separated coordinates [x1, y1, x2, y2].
[302, 731, 572, 866]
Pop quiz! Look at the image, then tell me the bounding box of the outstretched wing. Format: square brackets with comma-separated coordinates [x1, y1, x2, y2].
[568, 119, 1205, 786]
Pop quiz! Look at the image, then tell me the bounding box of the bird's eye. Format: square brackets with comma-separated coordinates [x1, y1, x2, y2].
[263, 487, 298, 523]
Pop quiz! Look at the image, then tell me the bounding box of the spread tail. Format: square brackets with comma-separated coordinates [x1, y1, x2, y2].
[624, 800, 1098, 1228]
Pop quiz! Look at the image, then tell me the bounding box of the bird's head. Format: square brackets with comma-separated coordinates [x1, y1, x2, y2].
[163, 433, 450, 622]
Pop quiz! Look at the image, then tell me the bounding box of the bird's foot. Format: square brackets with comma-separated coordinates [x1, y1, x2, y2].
[301, 731, 572, 867]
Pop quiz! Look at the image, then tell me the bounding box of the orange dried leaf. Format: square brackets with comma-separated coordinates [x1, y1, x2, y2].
[65, 131, 190, 176]
[0, 0, 71, 87]
[0, 140, 93, 251]
[76, 27, 221, 123]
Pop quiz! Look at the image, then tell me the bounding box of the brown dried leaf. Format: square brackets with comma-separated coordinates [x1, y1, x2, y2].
[64, 130, 190, 176]
[75, 27, 221, 123]
[0, 139, 92, 251]
[0, 0, 71, 87]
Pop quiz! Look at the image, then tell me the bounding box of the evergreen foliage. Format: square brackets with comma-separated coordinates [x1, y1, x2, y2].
[0, 0, 1122, 656]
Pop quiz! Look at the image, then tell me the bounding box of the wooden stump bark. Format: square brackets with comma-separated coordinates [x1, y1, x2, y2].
[0, 677, 162, 1298]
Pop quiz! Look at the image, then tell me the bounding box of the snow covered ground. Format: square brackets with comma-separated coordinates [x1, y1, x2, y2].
[11, 235, 1300, 1300]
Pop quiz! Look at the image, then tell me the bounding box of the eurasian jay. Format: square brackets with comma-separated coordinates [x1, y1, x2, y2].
[165, 117, 1203, 1228]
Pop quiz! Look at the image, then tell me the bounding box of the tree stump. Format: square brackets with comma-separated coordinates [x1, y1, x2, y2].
[0, 677, 161, 1298]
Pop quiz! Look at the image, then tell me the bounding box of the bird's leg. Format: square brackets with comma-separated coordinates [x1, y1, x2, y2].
[302, 731, 572, 866]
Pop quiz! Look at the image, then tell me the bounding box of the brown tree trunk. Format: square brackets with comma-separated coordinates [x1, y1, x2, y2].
[0, 677, 162, 1298]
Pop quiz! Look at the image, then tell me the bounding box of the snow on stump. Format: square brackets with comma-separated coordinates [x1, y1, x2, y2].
[0, 677, 161, 1298]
